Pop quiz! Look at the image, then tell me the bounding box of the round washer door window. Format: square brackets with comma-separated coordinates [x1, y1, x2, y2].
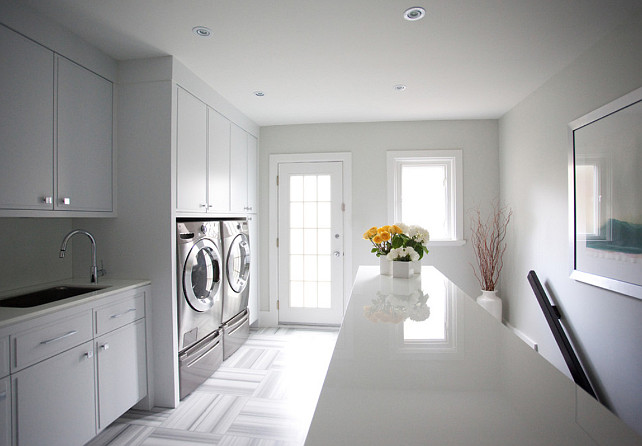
[226, 234, 250, 293]
[183, 238, 222, 312]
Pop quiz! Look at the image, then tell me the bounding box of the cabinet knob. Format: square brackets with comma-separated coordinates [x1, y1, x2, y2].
[42, 196, 53, 204]
[199, 203, 207, 208]
[61, 197, 71, 205]
[100, 343, 110, 351]
[84, 351, 94, 359]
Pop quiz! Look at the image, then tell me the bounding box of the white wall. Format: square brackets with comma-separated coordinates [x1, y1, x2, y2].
[258, 120, 499, 313]
[499, 14, 642, 435]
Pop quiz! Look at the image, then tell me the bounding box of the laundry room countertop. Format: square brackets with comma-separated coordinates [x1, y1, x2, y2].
[0, 278, 150, 329]
[305, 266, 642, 446]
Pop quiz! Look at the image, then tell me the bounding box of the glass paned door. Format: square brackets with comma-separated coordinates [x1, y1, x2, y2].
[278, 162, 344, 324]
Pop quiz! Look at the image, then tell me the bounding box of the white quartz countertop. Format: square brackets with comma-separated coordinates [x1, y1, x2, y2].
[0, 278, 150, 330]
[305, 266, 642, 445]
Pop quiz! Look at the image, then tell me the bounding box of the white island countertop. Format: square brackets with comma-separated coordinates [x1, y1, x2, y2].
[305, 266, 642, 445]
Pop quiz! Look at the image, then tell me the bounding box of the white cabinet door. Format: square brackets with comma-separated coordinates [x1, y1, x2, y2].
[230, 124, 249, 213]
[230, 125, 258, 214]
[0, 25, 54, 210]
[0, 377, 10, 446]
[96, 319, 147, 430]
[207, 108, 231, 212]
[56, 56, 113, 212]
[176, 87, 208, 213]
[247, 134, 258, 213]
[13, 341, 96, 446]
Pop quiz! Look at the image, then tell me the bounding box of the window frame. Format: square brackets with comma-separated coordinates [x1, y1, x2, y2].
[387, 149, 464, 246]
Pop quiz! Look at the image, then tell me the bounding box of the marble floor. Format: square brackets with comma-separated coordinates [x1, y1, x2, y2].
[87, 327, 338, 446]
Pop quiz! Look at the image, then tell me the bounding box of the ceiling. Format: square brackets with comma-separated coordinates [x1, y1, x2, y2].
[20, 0, 642, 126]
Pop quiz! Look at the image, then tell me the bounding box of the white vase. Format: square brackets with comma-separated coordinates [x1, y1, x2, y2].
[379, 257, 392, 275]
[476, 290, 502, 321]
[392, 261, 414, 278]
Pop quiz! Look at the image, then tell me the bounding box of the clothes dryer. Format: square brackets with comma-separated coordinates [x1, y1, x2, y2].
[221, 218, 251, 359]
[176, 220, 224, 398]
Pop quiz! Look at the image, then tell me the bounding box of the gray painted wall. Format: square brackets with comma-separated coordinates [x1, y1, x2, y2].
[499, 14, 642, 435]
[258, 120, 499, 312]
[0, 218, 72, 292]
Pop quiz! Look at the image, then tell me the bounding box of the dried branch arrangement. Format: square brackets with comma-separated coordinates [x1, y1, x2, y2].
[470, 203, 512, 291]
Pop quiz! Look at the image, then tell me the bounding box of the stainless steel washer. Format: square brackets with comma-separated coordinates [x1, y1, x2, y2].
[176, 220, 224, 399]
[221, 219, 251, 359]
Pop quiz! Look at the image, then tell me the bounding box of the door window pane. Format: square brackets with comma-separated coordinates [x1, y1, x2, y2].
[289, 174, 333, 308]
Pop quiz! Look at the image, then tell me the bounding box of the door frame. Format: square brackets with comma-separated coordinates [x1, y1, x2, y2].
[266, 152, 352, 326]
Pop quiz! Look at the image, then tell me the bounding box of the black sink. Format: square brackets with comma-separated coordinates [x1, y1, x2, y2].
[0, 285, 108, 308]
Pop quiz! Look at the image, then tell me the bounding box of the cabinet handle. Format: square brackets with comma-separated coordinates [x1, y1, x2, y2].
[40, 330, 77, 345]
[109, 308, 137, 319]
[61, 197, 71, 205]
[42, 196, 53, 204]
[100, 343, 109, 351]
[84, 350, 94, 359]
[199, 203, 207, 208]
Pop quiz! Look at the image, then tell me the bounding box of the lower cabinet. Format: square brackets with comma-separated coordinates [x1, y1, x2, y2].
[96, 318, 146, 430]
[4, 284, 149, 445]
[13, 341, 96, 446]
[0, 376, 10, 446]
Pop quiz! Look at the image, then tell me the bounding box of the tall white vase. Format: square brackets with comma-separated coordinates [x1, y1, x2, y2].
[476, 290, 502, 322]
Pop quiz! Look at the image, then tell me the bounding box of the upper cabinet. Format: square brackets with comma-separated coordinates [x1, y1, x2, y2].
[176, 87, 208, 213]
[56, 57, 113, 212]
[208, 108, 231, 212]
[0, 25, 54, 211]
[230, 124, 258, 214]
[0, 24, 114, 217]
[176, 86, 257, 216]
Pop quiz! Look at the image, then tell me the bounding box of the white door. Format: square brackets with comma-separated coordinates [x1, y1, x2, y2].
[277, 162, 344, 325]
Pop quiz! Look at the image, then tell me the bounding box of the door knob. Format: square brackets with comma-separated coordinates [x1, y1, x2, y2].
[333, 251, 341, 257]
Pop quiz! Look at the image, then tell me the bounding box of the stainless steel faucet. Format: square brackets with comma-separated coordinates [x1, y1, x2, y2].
[59, 229, 99, 283]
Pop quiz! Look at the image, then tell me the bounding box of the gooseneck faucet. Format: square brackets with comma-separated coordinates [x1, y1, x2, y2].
[59, 229, 98, 283]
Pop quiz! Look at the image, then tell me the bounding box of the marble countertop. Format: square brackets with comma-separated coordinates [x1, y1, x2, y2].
[305, 266, 642, 445]
[0, 278, 150, 330]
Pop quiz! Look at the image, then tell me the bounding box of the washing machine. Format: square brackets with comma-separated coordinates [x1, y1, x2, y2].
[221, 218, 251, 359]
[176, 220, 224, 399]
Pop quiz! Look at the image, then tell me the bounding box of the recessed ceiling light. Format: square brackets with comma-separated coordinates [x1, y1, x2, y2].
[192, 26, 212, 37]
[394, 84, 407, 91]
[404, 7, 426, 21]
[253, 91, 265, 97]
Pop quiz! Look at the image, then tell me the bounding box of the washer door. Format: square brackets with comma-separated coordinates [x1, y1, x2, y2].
[226, 233, 250, 294]
[183, 238, 222, 312]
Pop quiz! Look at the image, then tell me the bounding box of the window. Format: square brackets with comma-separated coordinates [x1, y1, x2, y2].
[387, 150, 463, 244]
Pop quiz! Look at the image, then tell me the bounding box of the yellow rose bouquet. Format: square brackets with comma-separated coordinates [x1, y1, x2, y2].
[363, 224, 404, 257]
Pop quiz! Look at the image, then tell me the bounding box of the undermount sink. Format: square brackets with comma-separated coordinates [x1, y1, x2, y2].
[0, 285, 109, 308]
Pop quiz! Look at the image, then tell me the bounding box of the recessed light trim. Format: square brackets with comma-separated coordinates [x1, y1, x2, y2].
[192, 26, 212, 37]
[394, 84, 407, 92]
[404, 7, 426, 21]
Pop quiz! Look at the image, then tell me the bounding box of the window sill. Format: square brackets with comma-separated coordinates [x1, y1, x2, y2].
[428, 239, 466, 247]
